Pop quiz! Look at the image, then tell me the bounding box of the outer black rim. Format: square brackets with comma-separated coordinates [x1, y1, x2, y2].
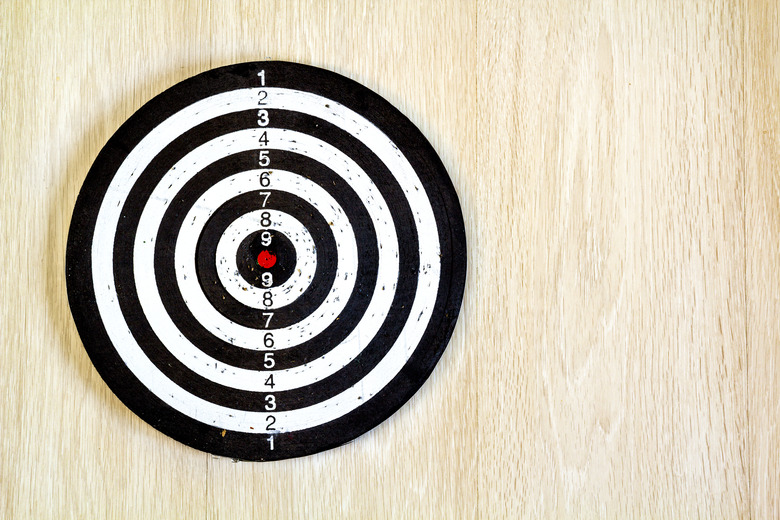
[66, 61, 466, 461]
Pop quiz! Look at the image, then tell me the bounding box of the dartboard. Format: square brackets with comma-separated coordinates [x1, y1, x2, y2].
[66, 61, 467, 461]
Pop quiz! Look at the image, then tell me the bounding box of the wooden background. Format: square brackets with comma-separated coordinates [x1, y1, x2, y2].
[2, 0, 778, 518]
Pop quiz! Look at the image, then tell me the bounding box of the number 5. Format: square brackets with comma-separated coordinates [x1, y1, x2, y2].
[258, 150, 270, 167]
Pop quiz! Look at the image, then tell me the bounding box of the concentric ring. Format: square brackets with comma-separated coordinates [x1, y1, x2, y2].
[215, 211, 315, 307]
[172, 168, 361, 346]
[66, 61, 466, 461]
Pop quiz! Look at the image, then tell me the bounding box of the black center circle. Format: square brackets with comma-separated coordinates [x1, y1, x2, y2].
[236, 229, 297, 288]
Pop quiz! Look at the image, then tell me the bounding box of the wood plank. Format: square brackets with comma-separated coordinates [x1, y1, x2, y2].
[746, 1, 780, 517]
[0, 1, 214, 518]
[476, 1, 748, 516]
[201, 1, 478, 518]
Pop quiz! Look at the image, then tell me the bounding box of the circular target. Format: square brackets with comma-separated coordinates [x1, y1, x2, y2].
[66, 61, 467, 461]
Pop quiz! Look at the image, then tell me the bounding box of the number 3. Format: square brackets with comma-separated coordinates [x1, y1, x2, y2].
[257, 109, 269, 126]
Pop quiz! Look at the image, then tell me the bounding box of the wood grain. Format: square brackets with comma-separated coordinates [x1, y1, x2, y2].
[477, 1, 751, 517]
[747, 1, 780, 518]
[0, 0, 777, 518]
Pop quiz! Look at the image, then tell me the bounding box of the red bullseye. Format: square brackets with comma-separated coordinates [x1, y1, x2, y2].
[257, 250, 277, 268]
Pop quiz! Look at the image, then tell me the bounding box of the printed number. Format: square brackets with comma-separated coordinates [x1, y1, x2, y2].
[259, 192, 271, 207]
[257, 90, 268, 105]
[261, 231, 272, 246]
[261, 272, 273, 287]
[262, 312, 273, 328]
[258, 130, 268, 146]
[266, 416, 276, 431]
[257, 70, 266, 86]
[260, 171, 271, 187]
[265, 395, 276, 411]
[260, 211, 271, 227]
[264, 332, 274, 348]
[267, 435, 274, 450]
[263, 291, 273, 307]
[264, 374, 275, 389]
[263, 352, 275, 369]
[258, 150, 270, 167]
[257, 109, 269, 126]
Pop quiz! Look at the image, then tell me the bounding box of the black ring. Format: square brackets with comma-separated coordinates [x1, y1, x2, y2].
[194, 189, 338, 329]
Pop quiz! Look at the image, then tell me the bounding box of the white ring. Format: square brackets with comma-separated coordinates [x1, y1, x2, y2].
[215, 211, 316, 309]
